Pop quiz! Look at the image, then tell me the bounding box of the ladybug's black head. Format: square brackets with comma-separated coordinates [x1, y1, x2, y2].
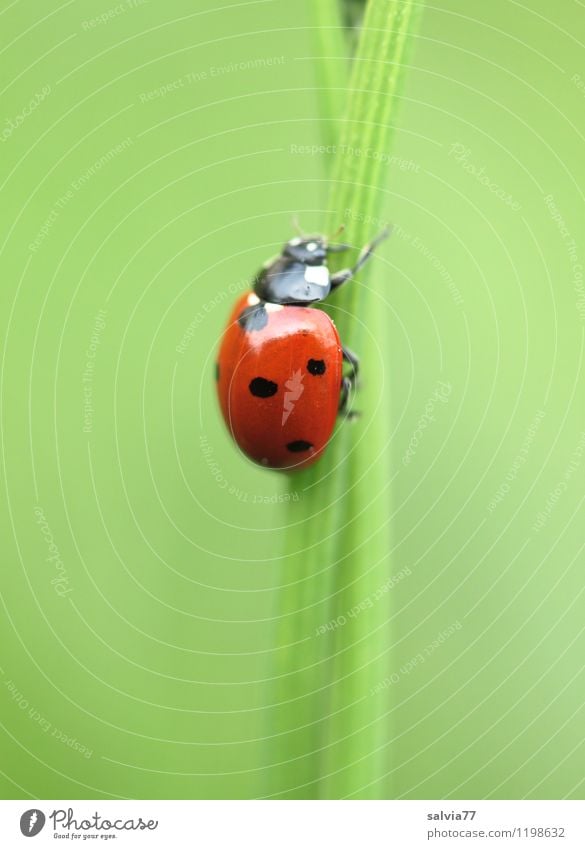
[254, 233, 351, 306]
[283, 237, 327, 265]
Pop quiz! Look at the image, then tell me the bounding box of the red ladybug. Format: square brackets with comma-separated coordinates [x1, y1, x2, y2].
[215, 227, 388, 470]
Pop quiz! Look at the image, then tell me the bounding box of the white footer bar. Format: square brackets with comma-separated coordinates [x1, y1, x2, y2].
[1, 800, 584, 848]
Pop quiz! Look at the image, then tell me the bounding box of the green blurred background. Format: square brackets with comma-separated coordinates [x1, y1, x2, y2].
[1, 0, 584, 799]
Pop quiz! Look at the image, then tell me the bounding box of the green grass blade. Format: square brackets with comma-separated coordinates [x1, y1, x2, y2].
[310, 0, 348, 151]
[268, 0, 423, 799]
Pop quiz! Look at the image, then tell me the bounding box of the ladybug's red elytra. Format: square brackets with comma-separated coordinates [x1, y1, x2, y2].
[215, 226, 388, 471]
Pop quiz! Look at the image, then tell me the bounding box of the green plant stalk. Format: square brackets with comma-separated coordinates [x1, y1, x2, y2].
[321, 0, 424, 792]
[269, 0, 423, 799]
[310, 0, 348, 152]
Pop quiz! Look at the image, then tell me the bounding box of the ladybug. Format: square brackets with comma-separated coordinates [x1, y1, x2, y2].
[215, 226, 388, 470]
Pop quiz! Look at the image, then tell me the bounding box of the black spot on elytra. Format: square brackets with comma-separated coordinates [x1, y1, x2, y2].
[287, 440, 313, 453]
[307, 358, 326, 375]
[238, 302, 268, 332]
[249, 377, 278, 398]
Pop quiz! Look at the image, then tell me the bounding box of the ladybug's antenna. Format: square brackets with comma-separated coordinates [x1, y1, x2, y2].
[292, 214, 304, 237]
[329, 223, 345, 241]
[326, 223, 350, 253]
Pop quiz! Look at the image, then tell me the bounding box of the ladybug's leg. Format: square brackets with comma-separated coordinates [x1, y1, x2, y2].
[342, 345, 359, 384]
[338, 376, 353, 415]
[330, 227, 390, 291]
[326, 243, 352, 254]
[338, 347, 361, 418]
